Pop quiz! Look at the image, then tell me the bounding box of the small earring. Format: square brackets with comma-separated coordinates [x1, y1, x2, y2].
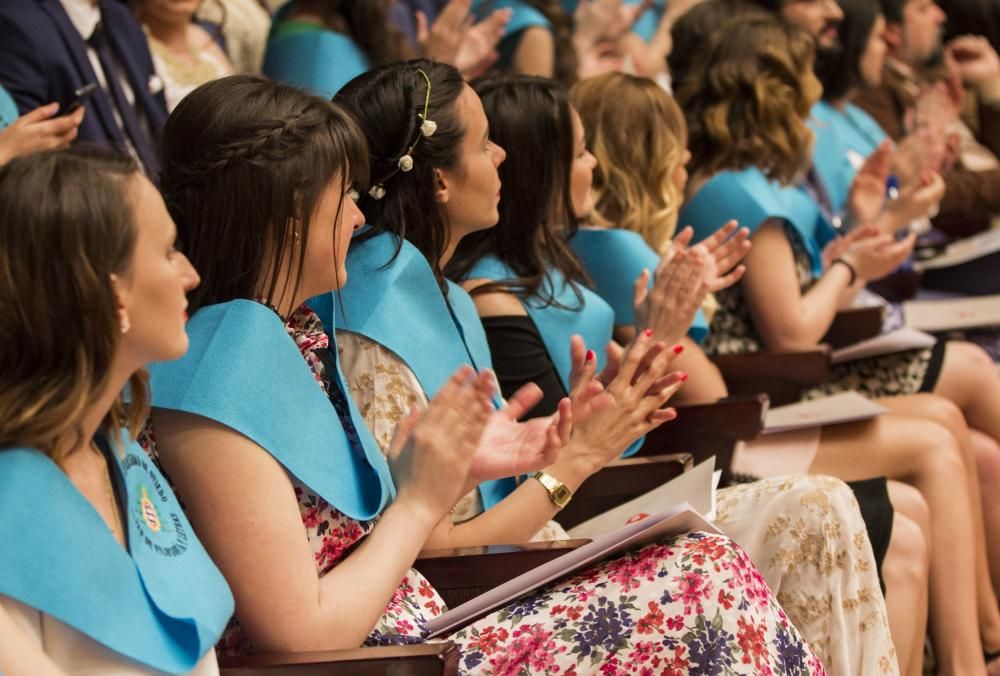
[292, 231, 301, 241]
[119, 312, 131, 334]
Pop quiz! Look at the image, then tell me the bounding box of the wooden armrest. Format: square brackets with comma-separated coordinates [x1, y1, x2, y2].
[712, 347, 831, 407]
[822, 306, 884, 349]
[220, 643, 459, 675]
[636, 395, 767, 475]
[415, 539, 589, 609]
[557, 453, 693, 530]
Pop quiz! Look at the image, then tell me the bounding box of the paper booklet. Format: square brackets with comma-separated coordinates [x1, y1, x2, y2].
[913, 228, 1000, 271]
[567, 457, 718, 540]
[425, 462, 719, 638]
[903, 295, 1000, 332]
[762, 391, 889, 434]
[830, 327, 936, 364]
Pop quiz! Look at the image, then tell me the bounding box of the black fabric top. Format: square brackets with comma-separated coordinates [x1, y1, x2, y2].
[481, 315, 567, 419]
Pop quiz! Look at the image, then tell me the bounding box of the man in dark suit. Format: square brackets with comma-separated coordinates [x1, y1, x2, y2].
[0, 0, 167, 177]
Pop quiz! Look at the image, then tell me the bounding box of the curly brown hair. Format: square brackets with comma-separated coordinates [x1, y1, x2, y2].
[573, 72, 687, 252]
[677, 15, 822, 186]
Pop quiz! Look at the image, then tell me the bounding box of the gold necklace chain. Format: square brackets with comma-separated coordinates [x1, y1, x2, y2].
[92, 441, 125, 540]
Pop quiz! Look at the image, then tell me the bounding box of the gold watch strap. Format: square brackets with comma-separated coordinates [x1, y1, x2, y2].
[532, 471, 572, 509]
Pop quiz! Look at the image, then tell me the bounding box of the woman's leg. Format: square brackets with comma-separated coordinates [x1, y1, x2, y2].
[974, 429, 1000, 595]
[809, 414, 987, 675]
[876, 393, 1000, 652]
[933, 341, 1000, 444]
[884, 481, 930, 676]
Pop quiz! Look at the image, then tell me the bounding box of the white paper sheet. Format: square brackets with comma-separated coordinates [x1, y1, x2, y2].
[830, 327, 936, 364]
[567, 457, 716, 540]
[903, 295, 1000, 332]
[763, 391, 889, 434]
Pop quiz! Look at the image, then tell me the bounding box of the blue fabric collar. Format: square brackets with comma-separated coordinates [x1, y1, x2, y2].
[324, 231, 510, 509]
[679, 167, 832, 277]
[465, 256, 614, 392]
[570, 228, 709, 343]
[0, 440, 233, 673]
[148, 299, 395, 521]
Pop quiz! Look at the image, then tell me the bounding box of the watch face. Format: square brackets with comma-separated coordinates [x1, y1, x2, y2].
[553, 485, 572, 508]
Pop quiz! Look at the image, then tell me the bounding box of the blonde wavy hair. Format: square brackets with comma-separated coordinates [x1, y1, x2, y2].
[677, 15, 822, 186]
[573, 72, 688, 252]
[0, 150, 148, 464]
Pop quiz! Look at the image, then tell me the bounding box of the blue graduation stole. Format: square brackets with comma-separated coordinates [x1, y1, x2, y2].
[679, 167, 832, 278]
[317, 232, 511, 509]
[0, 85, 17, 130]
[570, 227, 709, 344]
[465, 256, 644, 457]
[0, 439, 233, 673]
[314, 232, 494, 401]
[263, 4, 370, 99]
[466, 256, 614, 388]
[810, 101, 888, 214]
[148, 300, 394, 521]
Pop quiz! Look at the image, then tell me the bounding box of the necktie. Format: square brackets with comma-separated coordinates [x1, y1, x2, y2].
[87, 23, 159, 176]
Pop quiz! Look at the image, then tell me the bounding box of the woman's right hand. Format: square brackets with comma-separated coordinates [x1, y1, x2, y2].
[387, 366, 493, 524]
[556, 331, 685, 478]
[840, 228, 917, 283]
[0, 102, 84, 165]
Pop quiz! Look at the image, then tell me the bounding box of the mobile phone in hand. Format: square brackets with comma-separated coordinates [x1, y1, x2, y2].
[64, 83, 97, 114]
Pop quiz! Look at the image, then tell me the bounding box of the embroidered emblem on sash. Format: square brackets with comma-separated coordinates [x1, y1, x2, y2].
[139, 487, 162, 532]
[122, 453, 188, 557]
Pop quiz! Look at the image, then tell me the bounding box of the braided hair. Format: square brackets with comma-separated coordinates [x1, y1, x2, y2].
[159, 75, 368, 313]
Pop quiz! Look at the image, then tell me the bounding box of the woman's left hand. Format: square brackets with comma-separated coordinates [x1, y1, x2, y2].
[467, 379, 575, 482]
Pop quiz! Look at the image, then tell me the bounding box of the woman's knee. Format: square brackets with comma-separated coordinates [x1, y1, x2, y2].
[974, 431, 1000, 485]
[884, 513, 930, 589]
[939, 341, 999, 398]
[887, 480, 930, 542]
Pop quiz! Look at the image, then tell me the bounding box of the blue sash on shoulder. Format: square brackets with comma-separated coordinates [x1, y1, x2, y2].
[148, 300, 394, 521]
[679, 167, 831, 278]
[263, 4, 370, 99]
[320, 232, 511, 509]
[810, 101, 888, 214]
[570, 228, 709, 343]
[0, 440, 233, 673]
[315, 232, 494, 400]
[467, 256, 614, 388]
[465, 256, 643, 457]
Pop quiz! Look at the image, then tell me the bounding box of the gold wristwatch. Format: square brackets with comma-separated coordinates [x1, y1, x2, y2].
[532, 471, 572, 509]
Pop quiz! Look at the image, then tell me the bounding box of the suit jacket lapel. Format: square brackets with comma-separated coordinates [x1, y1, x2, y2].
[38, 0, 127, 145]
[99, 0, 167, 133]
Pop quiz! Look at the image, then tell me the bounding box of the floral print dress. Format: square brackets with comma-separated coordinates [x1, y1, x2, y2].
[206, 305, 827, 674]
[340, 332, 897, 674]
[140, 304, 828, 674]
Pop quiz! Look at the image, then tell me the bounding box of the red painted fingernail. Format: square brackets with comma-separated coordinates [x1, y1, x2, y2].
[643, 329, 653, 338]
[585, 349, 595, 362]
[672, 344, 684, 354]
[679, 372, 689, 382]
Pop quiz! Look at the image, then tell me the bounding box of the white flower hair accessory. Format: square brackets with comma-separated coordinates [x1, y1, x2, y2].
[363, 68, 435, 199]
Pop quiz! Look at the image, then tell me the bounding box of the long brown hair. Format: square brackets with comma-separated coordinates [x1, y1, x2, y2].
[159, 75, 368, 313]
[0, 149, 148, 461]
[336, 59, 467, 284]
[678, 16, 821, 185]
[447, 75, 587, 306]
[573, 72, 687, 251]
